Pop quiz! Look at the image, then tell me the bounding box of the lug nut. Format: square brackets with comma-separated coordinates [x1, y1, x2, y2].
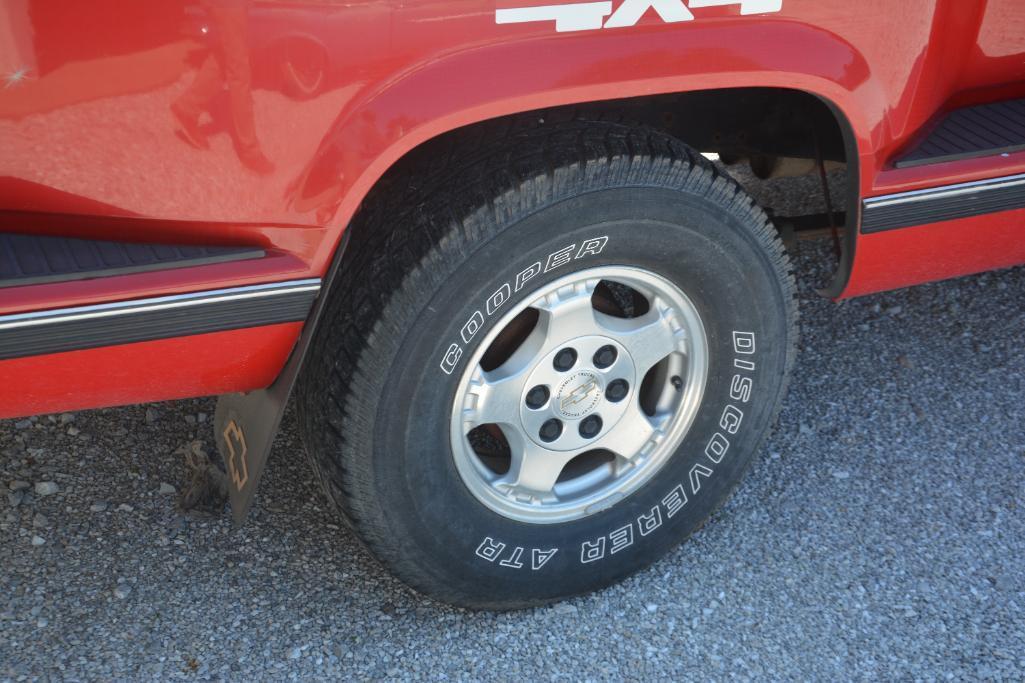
[579, 414, 603, 439]
[525, 385, 550, 410]
[605, 379, 629, 402]
[553, 347, 578, 372]
[593, 344, 617, 369]
[539, 418, 563, 442]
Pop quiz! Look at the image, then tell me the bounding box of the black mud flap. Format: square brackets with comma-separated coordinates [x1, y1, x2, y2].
[214, 383, 292, 524]
[214, 234, 348, 525]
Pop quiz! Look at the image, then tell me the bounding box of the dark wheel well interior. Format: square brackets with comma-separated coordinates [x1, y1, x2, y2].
[354, 87, 858, 295]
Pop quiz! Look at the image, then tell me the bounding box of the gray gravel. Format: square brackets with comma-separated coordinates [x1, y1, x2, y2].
[3, 238, 1025, 679]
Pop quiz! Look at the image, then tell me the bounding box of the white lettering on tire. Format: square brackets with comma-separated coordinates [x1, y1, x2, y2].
[532, 548, 559, 570]
[719, 404, 743, 435]
[580, 537, 606, 563]
[704, 431, 730, 463]
[688, 463, 713, 494]
[609, 524, 634, 554]
[637, 505, 663, 536]
[575, 236, 609, 259]
[460, 311, 485, 344]
[475, 540, 560, 570]
[475, 536, 506, 561]
[440, 343, 463, 375]
[662, 484, 689, 518]
[732, 331, 756, 354]
[730, 374, 752, 402]
[486, 283, 512, 315]
[499, 546, 525, 568]
[514, 262, 543, 292]
[544, 244, 576, 272]
[440, 237, 609, 375]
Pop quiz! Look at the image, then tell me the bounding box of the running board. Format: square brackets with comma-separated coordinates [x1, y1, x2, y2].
[0, 233, 264, 289]
[895, 98, 1025, 169]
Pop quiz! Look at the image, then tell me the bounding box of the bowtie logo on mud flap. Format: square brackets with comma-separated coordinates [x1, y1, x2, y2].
[222, 419, 249, 491]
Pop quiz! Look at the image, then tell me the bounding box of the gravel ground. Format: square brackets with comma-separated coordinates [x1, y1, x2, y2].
[3, 217, 1025, 678]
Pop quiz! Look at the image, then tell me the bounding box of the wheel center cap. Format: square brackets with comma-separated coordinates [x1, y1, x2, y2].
[554, 370, 603, 419]
[517, 335, 637, 452]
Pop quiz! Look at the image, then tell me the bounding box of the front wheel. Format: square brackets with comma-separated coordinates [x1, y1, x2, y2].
[298, 121, 797, 609]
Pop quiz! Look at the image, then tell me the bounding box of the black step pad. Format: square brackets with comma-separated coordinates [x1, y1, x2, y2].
[0, 233, 264, 289]
[896, 98, 1025, 168]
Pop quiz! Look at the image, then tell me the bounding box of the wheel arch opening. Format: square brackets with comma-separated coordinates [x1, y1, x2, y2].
[343, 86, 859, 296]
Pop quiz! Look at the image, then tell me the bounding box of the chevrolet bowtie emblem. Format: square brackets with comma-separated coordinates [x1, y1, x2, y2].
[222, 419, 249, 491]
[561, 378, 598, 412]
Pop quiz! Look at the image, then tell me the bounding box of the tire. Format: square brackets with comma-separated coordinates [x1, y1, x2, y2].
[297, 119, 797, 609]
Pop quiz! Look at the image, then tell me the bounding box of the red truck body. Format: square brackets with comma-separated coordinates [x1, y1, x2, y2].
[1, 0, 1024, 418]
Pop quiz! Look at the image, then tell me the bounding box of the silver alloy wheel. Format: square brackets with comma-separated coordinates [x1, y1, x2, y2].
[450, 266, 708, 524]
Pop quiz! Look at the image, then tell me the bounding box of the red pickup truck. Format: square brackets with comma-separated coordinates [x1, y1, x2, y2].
[1, 0, 1022, 608]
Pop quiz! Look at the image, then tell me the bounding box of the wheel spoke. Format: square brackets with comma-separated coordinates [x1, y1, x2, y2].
[495, 438, 570, 501]
[463, 371, 526, 427]
[609, 305, 685, 375]
[593, 401, 658, 461]
[461, 319, 551, 427]
[535, 280, 604, 344]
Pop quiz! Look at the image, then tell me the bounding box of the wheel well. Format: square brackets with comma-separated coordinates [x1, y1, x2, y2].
[353, 87, 857, 294]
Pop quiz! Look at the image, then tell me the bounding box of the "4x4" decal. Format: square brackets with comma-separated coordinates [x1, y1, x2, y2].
[497, 0, 782, 33]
